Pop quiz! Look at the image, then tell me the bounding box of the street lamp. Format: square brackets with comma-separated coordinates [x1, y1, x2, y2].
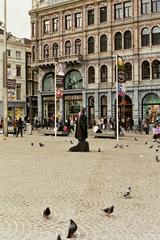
[2, 0, 8, 137]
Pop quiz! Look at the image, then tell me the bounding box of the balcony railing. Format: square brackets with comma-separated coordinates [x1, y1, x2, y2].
[33, 54, 83, 67]
[32, 0, 72, 9]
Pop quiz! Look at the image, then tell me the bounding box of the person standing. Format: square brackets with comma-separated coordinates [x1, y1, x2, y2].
[16, 118, 23, 137]
[75, 107, 88, 143]
[12, 119, 17, 137]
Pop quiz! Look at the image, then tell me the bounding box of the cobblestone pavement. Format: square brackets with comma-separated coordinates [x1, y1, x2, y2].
[0, 132, 160, 240]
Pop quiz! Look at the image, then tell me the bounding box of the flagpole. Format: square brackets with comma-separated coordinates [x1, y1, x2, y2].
[116, 55, 119, 143]
[54, 61, 57, 138]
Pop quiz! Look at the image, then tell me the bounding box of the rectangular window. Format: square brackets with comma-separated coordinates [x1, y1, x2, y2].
[27, 82, 32, 95]
[52, 18, 58, 32]
[16, 65, 21, 77]
[124, 1, 132, 18]
[16, 51, 21, 59]
[75, 12, 82, 28]
[43, 19, 50, 34]
[65, 15, 72, 30]
[114, 3, 122, 19]
[34, 82, 38, 95]
[7, 49, 11, 57]
[100, 6, 107, 23]
[32, 22, 35, 36]
[27, 67, 31, 79]
[16, 84, 21, 100]
[88, 9, 94, 25]
[152, 0, 160, 12]
[141, 0, 150, 14]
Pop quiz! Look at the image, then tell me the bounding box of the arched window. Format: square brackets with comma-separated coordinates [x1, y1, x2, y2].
[75, 39, 81, 54]
[64, 70, 83, 90]
[65, 40, 71, 55]
[152, 26, 160, 45]
[141, 28, 150, 47]
[100, 34, 107, 52]
[52, 43, 58, 57]
[42, 72, 54, 92]
[152, 60, 160, 79]
[125, 63, 132, 81]
[100, 65, 108, 82]
[43, 44, 49, 58]
[124, 30, 132, 49]
[88, 66, 95, 83]
[88, 36, 94, 54]
[115, 32, 122, 50]
[32, 46, 35, 61]
[142, 61, 150, 80]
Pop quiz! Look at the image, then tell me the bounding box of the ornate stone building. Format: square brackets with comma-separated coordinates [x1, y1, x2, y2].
[29, 0, 160, 126]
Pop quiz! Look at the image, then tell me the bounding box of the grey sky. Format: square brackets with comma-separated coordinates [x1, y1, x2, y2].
[0, 0, 32, 39]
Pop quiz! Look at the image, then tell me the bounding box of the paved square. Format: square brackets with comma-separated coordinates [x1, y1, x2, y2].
[0, 132, 159, 239]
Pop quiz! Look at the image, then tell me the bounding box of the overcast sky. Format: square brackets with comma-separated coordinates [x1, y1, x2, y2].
[0, 0, 32, 39]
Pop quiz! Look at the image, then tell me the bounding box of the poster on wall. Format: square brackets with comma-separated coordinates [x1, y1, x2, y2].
[8, 79, 16, 100]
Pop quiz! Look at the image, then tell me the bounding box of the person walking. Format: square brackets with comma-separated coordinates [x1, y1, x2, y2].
[12, 119, 17, 137]
[16, 118, 23, 137]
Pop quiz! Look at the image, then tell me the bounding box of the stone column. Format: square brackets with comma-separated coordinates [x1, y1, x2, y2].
[107, 91, 112, 123]
[133, 88, 139, 124]
[59, 97, 63, 121]
[38, 92, 42, 124]
[94, 91, 99, 120]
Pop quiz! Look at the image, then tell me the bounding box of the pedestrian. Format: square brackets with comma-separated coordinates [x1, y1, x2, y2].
[16, 118, 23, 137]
[12, 119, 17, 137]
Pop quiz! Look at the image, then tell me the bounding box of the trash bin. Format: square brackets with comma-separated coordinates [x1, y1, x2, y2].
[26, 123, 32, 135]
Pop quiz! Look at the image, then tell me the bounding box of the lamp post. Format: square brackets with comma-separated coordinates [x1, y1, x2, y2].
[3, 0, 8, 137]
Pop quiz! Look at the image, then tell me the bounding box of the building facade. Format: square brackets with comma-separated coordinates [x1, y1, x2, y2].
[30, 0, 160, 126]
[0, 33, 32, 121]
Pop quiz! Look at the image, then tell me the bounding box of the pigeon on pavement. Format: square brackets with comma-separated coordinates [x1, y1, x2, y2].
[156, 156, 160, 162]
[57, 234, 62, 240]
[114, 144, 118, 148]
[67, 219, 78, 238]
[98, 148, 101, 152]
[31, 142, 34, 146]
[43, 207, 51, 218]
[149, 145, 153, 149]
[39, 142, 44, 147]
[124, 186, 131, 198]
[134, 138, 138, 141]
[102, 205, 114, 215]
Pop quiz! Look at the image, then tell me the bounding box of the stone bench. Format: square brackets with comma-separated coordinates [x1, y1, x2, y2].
[94, 131, 116, 139]
[42, 129, 69, 136]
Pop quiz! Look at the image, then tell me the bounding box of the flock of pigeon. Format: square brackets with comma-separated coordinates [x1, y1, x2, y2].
[42, 185, 131, 239]
[32, 136, 159, 239]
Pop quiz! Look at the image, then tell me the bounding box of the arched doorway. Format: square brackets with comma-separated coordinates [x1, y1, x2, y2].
[88, 96, 95, 128]
[64, 70, 83, 120]
[142, 93, 160, 123]
[101, 95, 107, 118]
[115, 95, 132, 123]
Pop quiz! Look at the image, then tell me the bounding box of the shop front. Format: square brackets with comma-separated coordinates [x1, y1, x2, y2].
[8, 102, 26, 123]
[115, 95, 133, 123]
[142, 93, 160, 123]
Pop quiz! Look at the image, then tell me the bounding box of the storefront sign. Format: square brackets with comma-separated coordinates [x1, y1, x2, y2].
[8, 79, 16, 100]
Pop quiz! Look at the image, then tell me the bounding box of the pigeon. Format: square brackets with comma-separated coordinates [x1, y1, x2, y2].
[70, 140, 73, 144]
[149, 145, 153, 149]
[43, 207, 51, 218]
[31, 142, 34, 146]
[134, 138, 137, 141]
[98, 148, 101, 152]
[114, 144, 118, 148]
[102, 205, 114, 215]
[145, 141, 147, 145]
[156, 156, 160, 162]
[119, 144, 124, 149]
[126, 144, 129, 147]
[57, 234, 62, 240]
[39, 142, 44, 147]
[124, 186, 131, 198]
[67, 219, 78, 238]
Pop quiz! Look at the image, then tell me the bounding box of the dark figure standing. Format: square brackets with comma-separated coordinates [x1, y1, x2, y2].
[69, 107, 89, 152]
[75, 107, 88, 143]
[16, 118, 23, 137]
